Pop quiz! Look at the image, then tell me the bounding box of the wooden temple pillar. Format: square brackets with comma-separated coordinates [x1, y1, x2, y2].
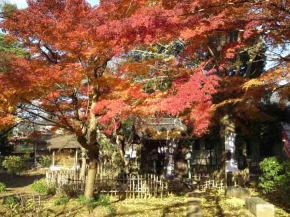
[52, 151, 55, 167]
[75, 149, 78, 170]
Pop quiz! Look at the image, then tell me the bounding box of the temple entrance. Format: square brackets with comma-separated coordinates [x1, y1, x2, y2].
[140, 139, 178, 178]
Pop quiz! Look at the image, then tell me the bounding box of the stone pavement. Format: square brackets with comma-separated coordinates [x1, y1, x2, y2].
[186, 191, 203, 217]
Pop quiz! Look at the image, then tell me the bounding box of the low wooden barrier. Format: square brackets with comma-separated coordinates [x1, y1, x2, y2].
[46, 171, 168, 198]
[1, 194, 46, 207]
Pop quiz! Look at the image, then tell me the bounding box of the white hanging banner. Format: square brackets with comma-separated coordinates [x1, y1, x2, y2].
[225, 131, 235, 153]
[166, 140, 177, 178]
[282, 123, 290, 157]
[225, 131, 239, 172]
[226, 159, 239, 172]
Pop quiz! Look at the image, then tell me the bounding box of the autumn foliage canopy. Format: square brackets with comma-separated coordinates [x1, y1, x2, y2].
[0, 0, 289, 137]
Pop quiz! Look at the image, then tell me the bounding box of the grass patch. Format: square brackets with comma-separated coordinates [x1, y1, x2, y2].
[0, 182, 6, 193]
[77, 194, 115, 215]
[31, 179, 54, 194]
[54, 196, 69, 206]
[3, 196, 19, 206]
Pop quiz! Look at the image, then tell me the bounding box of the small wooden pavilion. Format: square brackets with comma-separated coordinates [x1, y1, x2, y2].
[47, 134, 81, 171]
[135, 118, 188, 140]
[9, 136, 48, 155]
[135, 118, 190, 178]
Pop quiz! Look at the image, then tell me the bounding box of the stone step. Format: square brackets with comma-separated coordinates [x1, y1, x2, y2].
[187, 200, 203, 217]
[245, 197, 274, 217]
[225, 186, 251, 199]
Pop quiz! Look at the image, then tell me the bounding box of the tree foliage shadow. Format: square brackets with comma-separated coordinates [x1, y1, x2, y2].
[0, 172, 44, 188]
[104, 199, 201, 217]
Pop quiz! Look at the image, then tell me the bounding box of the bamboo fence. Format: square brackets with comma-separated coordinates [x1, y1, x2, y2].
[46, 171, 169, 198]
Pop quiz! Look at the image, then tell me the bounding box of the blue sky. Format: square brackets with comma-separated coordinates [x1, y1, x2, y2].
[8, 0, 99, 9]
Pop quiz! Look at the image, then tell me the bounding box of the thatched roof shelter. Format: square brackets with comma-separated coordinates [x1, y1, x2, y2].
[135, 118, 188, 140]
[9, 136, 49, 154]
[47, 134, 81, 150]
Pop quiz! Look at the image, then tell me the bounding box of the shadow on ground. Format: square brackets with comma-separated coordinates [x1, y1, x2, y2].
[0, 172, 44, 188]
[105, 200, 201, 217]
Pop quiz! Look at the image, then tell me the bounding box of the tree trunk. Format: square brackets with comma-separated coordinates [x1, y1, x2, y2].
[84, 158, 98, 198]
[76, 125, 100, 199]
[116, 135, 130, 173]
[79, 66, 106, 199]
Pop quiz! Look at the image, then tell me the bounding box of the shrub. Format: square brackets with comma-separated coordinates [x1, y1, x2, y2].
[0, 182, 6, 193]
[61, 184, 79, 198]
[77, 195, 87, 204]
[31, 179, 51, 194]
[39, 156, 52, 168]
[23, 153, 33, 170]
[3, 196, 19, 206]
[54, 196, 69, 206]
[259, 157, 290, 200]
[77, 194, 115, 214]
[88, 194, 111, 209]
[2, 155, 26, 175]
[23, 153, 32, 162]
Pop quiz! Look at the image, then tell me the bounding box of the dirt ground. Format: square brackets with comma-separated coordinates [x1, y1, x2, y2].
[0, 191, 288, 217]
[0, 170, 289, 217]
[0, 169, 45, 197]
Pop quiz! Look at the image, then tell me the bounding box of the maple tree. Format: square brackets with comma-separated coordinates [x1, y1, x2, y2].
[0, 0, 216, 198]
[0, 30, 27, 155]
[0, 0, 289, 198]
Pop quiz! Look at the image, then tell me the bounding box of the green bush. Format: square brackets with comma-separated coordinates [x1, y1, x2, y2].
[31, 179, 51, 194]
[23, 153, 32, 162]
[77, 195, 87, 204]
[89, 194, 111, 209]
[3, 196, 19, 206]
[23, 153, 32, 170]
[54, 196, 69, 206]
[61, 184, 79, 198]
[2, 155, 26, 175]
[77, 194, 115, 213]
[39, 156, 52, 168]
[0, 182, 6, 192]
[259, 157, 290, 200]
